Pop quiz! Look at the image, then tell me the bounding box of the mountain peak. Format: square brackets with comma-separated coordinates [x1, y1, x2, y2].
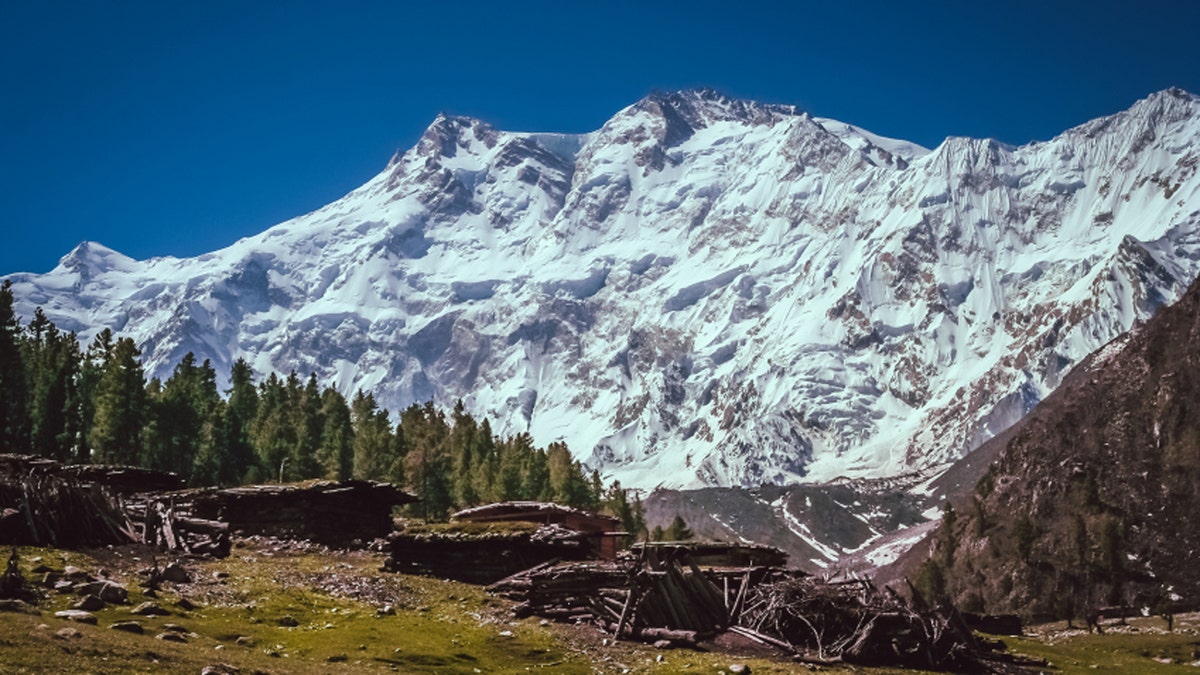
[635, 88, 802, 129]
[413, 112, 499, 160]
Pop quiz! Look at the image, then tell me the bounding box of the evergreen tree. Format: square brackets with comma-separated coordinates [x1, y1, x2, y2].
[0, 281, 29, 453]
[665, 514, 694, 541]
[24, 309, 81, 461]
[251, 372, 298, 481]
[223, 358, 260, 484]
[317, 387, 354, 480]
[90, 337, 146, 465]
[75, 329, 114, 463]
[447, 399, 480, 506]
[351, 390, 394, 481]
[400, 401, 453, 519]
[145, 352, 221, 480]
[289, 373, 323, 480]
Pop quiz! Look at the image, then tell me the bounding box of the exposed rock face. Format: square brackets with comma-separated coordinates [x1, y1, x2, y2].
[7, 88, 1200, 489]
[903, 271, 1200, 617]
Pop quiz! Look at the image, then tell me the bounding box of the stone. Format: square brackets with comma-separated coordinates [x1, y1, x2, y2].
[61, 566, 91, 581]
[55, 627, 83, 639]
[235, 636, 255, 647]
[161, 623, 188, 633]
[175, 597, 197, 611]
[73, 595, 105, 612]
[200, 665, 240, 675]
[53, 580, 74, 594]
[109, 621, 144, 634]
[76, 579, 128, 605]
[728, 665, 750, 674]
[276, 615, 299, 627]
[131, 601, 170, 616]
[653, 639, 672, 649]
[156, 632, 188, 643]
[29, 563, 53, 574]
[0, 599, 40, 615]
[162, 562, 191, 584]
[54, 610, 97, 625]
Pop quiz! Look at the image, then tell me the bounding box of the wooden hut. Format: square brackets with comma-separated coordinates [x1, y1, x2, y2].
[452, 501, 626, 559]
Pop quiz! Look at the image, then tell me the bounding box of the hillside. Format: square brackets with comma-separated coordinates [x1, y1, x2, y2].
[897, 271, 1200, 619]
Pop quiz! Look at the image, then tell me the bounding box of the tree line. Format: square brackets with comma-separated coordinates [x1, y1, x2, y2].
[0, 280, 626, 522]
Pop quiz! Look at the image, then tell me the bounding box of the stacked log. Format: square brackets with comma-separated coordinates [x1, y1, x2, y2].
[124, 495, 230, 558]
[388, 523, 592, 583]
[0, 473, 136, 548]
[492, 552, 1012, 670]
[491, 555, 747, 645]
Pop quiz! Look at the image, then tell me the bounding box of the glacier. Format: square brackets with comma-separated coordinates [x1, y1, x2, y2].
[7, 87, 1200, 491]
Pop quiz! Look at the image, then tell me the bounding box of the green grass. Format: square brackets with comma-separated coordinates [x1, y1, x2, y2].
[1007, 616, 1200, 674]
[13, 542, 1196, 674]
[0, 544, 834, 674]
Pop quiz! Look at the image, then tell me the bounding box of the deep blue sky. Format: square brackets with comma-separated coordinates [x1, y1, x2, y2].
[3, 0, 1199, 275]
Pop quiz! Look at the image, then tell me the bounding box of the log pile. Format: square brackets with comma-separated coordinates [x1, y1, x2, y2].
[387, 523, 593, 583]
[124, 494, 231, 558]
[490, 554, 805, 646]
[0, 473, 137, 548]
[492, 550, 1015, 671]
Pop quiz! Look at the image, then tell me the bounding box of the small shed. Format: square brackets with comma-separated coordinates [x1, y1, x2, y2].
[187, 480, 418, 547]
[452, 501, 625, 559]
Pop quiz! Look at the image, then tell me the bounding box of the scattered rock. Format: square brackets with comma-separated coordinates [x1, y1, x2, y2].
[161, 623, 188, 633]
[156, 632, 188, 643]
[0, 599, 40, 615]
[327, 654, 349, 663]
[109, 621, 144, 634]
[76, 579, 128, 604]
[376, 605, 395, 616]
[175, 597, 197, 611]
[61, 566, 91, 581]
[162, 562, 191, 584]
[276, 615, 299, 627]
[498, 630, 514, 638]
[55, 626, 83, 639]
[73, 595, 105, 612]
[131, 601, 170, 616]
[40, 571, 59, 586]
[53, 580, 74, 593]
[213, 571, 230, 580]
[653, 639, 672, 649]
[54, 610, 97, 625]
[201, 665, 239, 675]
[728, 665, 751, 674]
[235, 636, 255, 647]
[29, 563, 53, 574]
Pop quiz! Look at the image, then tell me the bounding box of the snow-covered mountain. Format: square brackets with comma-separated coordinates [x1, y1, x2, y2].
[8, 88, 1200, 491]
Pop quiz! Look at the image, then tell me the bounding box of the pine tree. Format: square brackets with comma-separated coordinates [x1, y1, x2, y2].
[317, 387, 354, 480]
[90, 337, 146, 465]
[665, 515, 694, 541]
[251, 372, 297, 482]
[75, 329, 114, 463]
[0, 281, 29, 454]
[289, 373, 323, 480]
[351, 390, 394, 481]
[24, 309, 81, 462]
[223, 358, 260, 483]
[447, 399, 480, 506]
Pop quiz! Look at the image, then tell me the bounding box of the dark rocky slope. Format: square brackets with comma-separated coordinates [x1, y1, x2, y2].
[896, 271, 1200, 619]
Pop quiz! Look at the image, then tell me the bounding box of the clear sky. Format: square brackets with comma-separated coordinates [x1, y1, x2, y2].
[3, 0, 1199, 276]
